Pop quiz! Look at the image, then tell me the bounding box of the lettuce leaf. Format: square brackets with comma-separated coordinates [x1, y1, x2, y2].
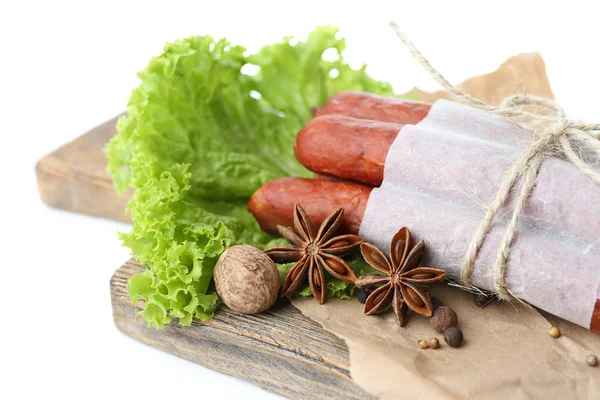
[107, 26, 394, 328]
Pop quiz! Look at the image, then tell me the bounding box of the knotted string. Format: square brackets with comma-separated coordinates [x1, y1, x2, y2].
[390, 21, 600, 301]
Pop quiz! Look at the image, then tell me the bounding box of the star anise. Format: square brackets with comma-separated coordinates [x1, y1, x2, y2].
[265, 204, 364, 304]
[356, 227, 446, 326]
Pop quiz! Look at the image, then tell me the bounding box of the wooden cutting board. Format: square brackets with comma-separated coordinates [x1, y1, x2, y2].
[35, 115, 132, 223]
[36, 118, 373, 399]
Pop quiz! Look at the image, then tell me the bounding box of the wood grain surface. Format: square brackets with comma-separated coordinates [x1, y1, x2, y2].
[112, 259, 373, 399]
[35, 115, 132, 222]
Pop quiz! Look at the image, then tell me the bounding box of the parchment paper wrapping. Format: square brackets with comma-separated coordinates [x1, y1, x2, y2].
[391, 100, 600, 244]
[359, 99, 600, 328]
[291, 54, 600, 399]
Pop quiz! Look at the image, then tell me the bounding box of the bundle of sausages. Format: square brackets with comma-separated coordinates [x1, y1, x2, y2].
[249, 91, 429, 232]
[248, 91, 600, 333]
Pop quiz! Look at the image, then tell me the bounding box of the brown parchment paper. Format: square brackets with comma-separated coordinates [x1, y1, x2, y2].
[291, 54, 600, 399]
[294, 285, 600, 399]
[402, 52, 555, 104]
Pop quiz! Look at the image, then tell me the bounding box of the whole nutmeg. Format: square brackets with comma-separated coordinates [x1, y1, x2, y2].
[429, 306, 458, 333]
[214, 245, 280, 314]
[444, 327, 464, 348]
[418, 339, 429, 349]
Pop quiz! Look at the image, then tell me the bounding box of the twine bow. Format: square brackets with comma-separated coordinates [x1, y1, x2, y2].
[390, 22, 600, 301]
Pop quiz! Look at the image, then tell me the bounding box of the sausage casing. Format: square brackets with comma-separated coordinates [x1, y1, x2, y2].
[295, 115, 400, 186]
[315, 90, 431, 125]
[248, 177, 371, 235]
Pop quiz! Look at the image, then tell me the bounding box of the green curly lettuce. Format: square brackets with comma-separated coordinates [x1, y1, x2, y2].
[107, 26, 394, 328]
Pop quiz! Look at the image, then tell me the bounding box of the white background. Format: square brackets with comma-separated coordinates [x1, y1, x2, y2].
[1, 1, 599, 399]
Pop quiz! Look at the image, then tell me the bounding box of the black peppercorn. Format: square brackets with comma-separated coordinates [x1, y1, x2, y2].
[431, 296, 443, 311]
[357, 287, 369, 304]
[473, 293, 491, 308]
[444, 327, 464, 348]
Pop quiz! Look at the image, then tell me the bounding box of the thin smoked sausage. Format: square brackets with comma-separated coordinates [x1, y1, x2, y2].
[248, 177, 371, 235]
[315, 90, 431, 124]
[295, 115, 400, 186]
